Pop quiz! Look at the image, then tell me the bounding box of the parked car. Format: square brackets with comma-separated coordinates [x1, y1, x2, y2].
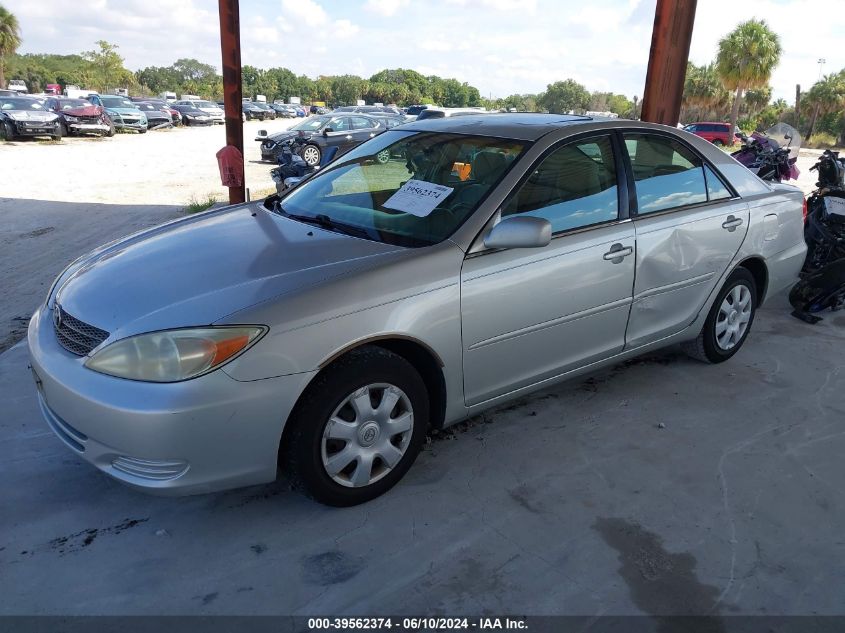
[0, 95, 62, 140]
[416, 107, 488, 120]
[257, 113, 385, 165]
[87, 94, 148, 133]
[334, 105, 402, 116]
[171, 104, 213, 126]
[135, 102, 173, 129]
[139, 99, 182, 125]
[173, 99, 224, 124]
[28, 114, 807, 505]
[43, 97, 114, 137]
[683, 121, 741, 146]
[403, 104, 432, 122]
[242, 101, 270, 121]
[254, 102, 277, 120]
[271, 103, 297, 118]
[8, 79, 28, 93]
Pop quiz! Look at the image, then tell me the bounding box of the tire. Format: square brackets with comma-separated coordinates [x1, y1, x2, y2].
[301, 144, 321, 167]
[106, 122, 115, 137]
[58, 122, 68, 138]
[376, 149, 390, 164]
[282, 346, 429, 506]
[712, 139, 724, 146]
[138, 128, 147, 134]
[2, 121, 15, 140]
[683, 267, 757, 363]
[51, 135, 61, 141]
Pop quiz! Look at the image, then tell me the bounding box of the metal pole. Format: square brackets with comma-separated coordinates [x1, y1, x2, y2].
[640, 0, 697, 125]
[218, 0, 245, 204]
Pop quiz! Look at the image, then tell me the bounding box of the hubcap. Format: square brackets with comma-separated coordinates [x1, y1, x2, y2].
[716, 284, 752, 350]
[321, 383, 414, 488]
[303, 146, 320, 166]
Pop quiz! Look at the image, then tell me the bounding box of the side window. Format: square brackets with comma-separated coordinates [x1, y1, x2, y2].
[327, 117, 349, 131]
[704, 164, 731, 200]
[502, 135, 619, 233]
[624, 134, 707, 214]
[351, 116, 375, 130]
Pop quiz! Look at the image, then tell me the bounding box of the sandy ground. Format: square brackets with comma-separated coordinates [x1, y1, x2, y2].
[0, 118, 299, 205]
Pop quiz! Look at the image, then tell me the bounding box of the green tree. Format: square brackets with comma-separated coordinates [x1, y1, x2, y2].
[0, 4, 22, 89]
[82, 40, 133, 92]
[716, 19, 782, 144]
[805, 72, 845, 139]
[538, 79, 590, 114]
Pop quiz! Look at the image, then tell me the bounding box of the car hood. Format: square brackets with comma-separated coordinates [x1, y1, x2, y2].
[6, 110, 58, 122]
[107, 107, 144, 116]
[264, 129, 311, 143]
[60, 105, 102, 117]
[53, 203, 405, 339]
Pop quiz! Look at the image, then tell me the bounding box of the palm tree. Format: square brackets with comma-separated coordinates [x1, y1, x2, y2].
[0, 5, 21, 89]
[716, 19, 781, 144]
[683, 62, 731, 122]
[805, 72, 845, 139]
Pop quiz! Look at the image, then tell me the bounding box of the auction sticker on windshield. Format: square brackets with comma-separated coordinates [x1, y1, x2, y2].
[383, 180, 454, 217]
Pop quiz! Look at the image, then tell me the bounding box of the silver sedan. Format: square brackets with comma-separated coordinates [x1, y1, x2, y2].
[28, 114, 807, 505]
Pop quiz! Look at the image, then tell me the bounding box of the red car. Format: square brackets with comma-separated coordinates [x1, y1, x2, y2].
[43, 97, 114, 137]
[683, 121, 740, 146]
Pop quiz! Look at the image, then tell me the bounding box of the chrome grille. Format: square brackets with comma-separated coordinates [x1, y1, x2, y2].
[53, 305, 109, 356]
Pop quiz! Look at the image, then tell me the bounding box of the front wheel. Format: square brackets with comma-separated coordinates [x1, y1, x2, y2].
[683, 268, 757, 363]
[712, 139, 724, 146]
[301, 144, 321, 167]
[376, 149, 390, 164]
[282, 346, 428, 506]
[138, 128, 147, 134]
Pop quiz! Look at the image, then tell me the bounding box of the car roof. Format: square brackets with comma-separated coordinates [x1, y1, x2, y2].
[400, 113, 601, 141]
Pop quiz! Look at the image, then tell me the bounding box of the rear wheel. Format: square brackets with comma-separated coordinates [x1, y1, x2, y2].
[282, 346, 428, 506]
[683, 268, 757, 363]
[712, 139, 724, 147]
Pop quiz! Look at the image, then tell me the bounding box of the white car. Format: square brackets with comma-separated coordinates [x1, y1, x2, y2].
[173, 99, 224, 124]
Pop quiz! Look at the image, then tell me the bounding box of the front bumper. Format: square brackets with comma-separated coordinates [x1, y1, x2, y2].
[12, 120, 60, 136]
[27, 304, 316, 495]
[110, 115, 147, 131]
[69, 122, 110, 135]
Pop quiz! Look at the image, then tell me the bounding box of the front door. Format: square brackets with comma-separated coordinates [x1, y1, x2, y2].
[461, 134, 636, 406]
[621, 132, 749, 348]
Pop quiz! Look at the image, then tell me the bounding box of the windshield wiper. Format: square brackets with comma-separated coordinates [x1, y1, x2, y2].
[277, 206, 369, 239]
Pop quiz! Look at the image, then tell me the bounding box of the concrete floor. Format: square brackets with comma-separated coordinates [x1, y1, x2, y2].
[2, 294, 844, 616]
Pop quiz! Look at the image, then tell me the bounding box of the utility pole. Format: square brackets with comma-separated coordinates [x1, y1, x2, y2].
[640, 0, 697, 125]
[218, 0, 245, 204]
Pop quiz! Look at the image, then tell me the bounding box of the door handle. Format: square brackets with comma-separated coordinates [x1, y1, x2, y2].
[722, 215, 744, 231]
[603, 243, 633, 262]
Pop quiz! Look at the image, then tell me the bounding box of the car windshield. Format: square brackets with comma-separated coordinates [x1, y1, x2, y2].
[0, 98, 45, 110]
[292, 116, 331, 131]
[58, 99, 88, 109]
[101, 96, 134, 108]
[197, 101, 217, 109]
[274, 131, 527, 247]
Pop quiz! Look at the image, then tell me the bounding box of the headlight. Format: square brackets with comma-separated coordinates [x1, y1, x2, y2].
[84, 326, 267, 382]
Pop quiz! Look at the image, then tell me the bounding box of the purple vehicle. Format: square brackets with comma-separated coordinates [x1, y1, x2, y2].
[731, 122, 801, 183]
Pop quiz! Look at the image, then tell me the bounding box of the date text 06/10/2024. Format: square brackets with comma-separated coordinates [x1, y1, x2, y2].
[307, 617, 528, 630]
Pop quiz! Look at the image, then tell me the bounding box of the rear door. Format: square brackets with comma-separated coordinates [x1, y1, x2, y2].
[622, 132, 749, 348]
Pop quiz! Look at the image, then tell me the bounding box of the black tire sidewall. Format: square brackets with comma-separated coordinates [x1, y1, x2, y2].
[285, 348, 429, 506]
[703, 268, 757, 362]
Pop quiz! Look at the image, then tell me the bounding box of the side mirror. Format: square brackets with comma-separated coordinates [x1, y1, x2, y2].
[483, 216, 551, 250]
[258, 129, 267, 137]
[323, 127, 333, 135]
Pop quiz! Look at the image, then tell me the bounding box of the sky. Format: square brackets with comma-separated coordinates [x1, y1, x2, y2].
[5, 0, 845, 102]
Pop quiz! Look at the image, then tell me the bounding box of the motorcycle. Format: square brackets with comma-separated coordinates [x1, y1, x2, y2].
[731, 122, 801, 183]
[788, 149, 845, 321]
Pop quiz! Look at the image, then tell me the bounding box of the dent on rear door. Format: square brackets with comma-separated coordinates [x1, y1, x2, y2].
[625, 199, 750, 348]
